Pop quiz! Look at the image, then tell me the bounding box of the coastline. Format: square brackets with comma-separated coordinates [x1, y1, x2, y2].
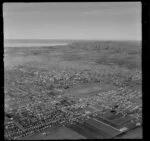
[4, 43, 69, 48]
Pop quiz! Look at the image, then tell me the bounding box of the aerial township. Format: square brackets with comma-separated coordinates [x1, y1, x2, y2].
[5, 66, 142, 139]
[4, 41, 142, 139]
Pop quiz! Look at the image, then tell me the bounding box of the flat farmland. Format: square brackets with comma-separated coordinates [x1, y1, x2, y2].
[112, 116, 134, 126]
[94, 114, 123, 129]
[80, 122, 110, 138]
[85, 118, 121, 137]
[4, 41, 141, 74]
[67, 124, 103, 139]
[115, 127, 142, 139]
[21, 126, 86, 140]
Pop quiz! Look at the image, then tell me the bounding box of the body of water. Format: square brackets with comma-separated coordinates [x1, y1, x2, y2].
[4, 39, 72, 47]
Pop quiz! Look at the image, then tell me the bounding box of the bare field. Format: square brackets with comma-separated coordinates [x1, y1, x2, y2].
[65, 83, 116, 97]
[4, 41, 141, 71]
[21, 126, 86, 140]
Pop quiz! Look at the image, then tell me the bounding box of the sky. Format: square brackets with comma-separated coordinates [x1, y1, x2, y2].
[3, 2, 141, 40]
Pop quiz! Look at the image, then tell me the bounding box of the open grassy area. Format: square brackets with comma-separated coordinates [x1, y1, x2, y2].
[21, 126, 86, 140]
[4, 41, 141, 85]
[4, 41, 141, 69]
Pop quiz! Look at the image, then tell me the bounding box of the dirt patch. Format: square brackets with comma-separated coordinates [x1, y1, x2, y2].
[65, 83, 116, 97]
[96, 57, 140, 70]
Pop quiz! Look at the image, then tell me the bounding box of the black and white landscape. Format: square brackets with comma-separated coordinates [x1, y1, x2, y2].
[4, 2, 142, 139]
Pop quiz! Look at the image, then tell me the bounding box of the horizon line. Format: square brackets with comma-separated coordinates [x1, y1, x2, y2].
[4, 38, 141, 41]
